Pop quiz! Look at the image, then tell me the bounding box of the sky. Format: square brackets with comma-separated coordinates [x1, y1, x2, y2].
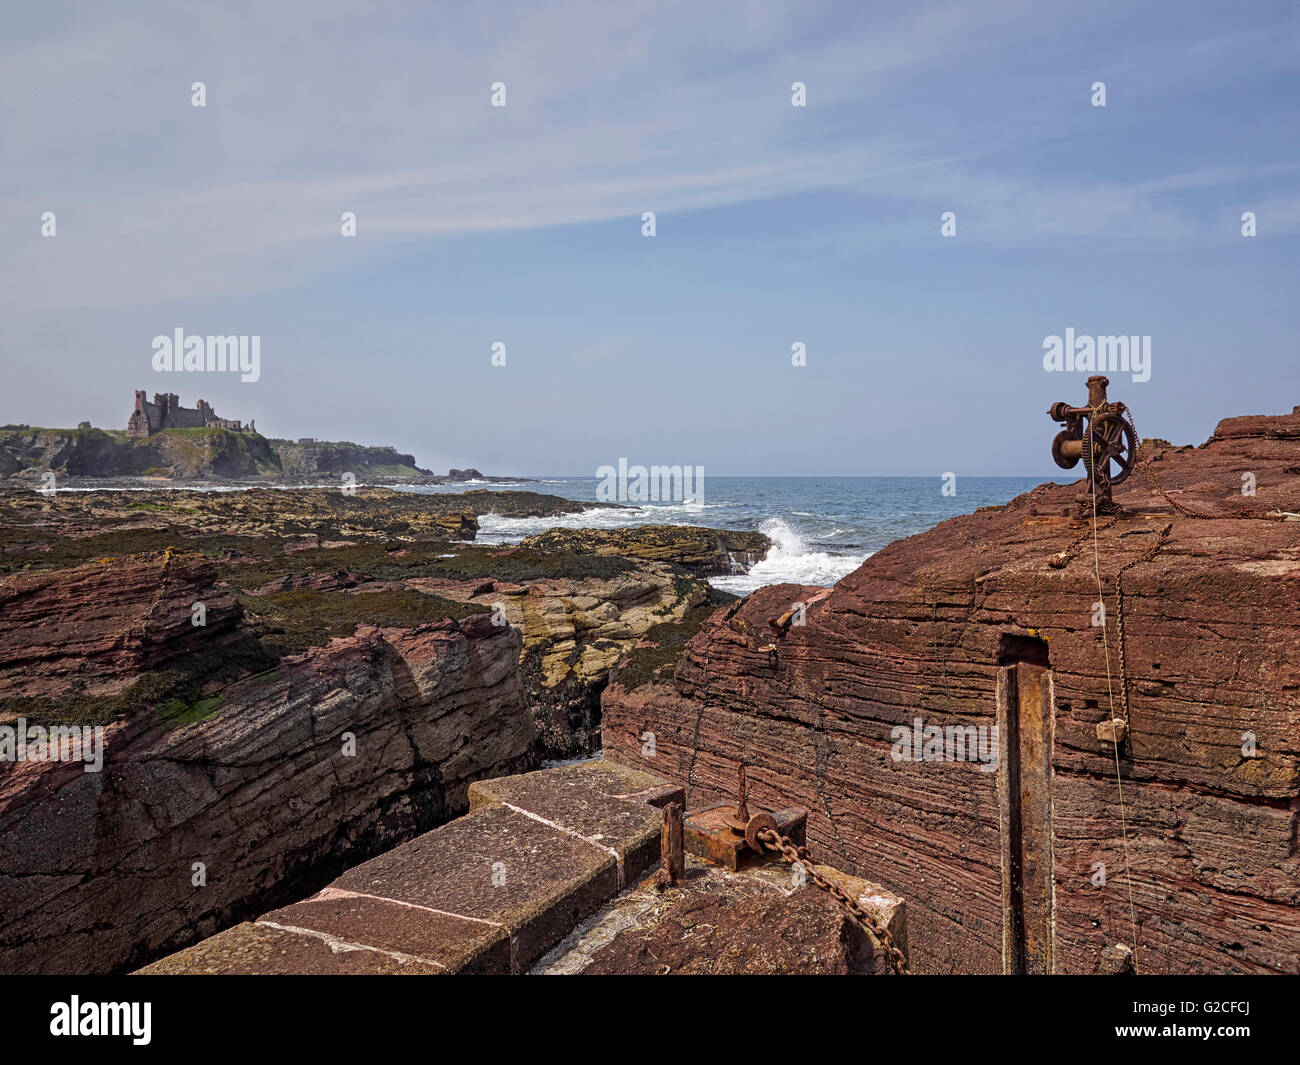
[1, 0, 1298, 476]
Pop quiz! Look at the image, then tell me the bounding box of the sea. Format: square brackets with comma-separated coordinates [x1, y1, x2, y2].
[397, 475, 1064, 593]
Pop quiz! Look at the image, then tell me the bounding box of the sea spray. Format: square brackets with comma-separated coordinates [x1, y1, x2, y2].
[709, 517, 870, 594]
[408, 475, 1054, 593]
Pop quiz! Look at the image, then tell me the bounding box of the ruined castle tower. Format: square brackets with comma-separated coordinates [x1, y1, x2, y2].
[126, 390, 249, 437]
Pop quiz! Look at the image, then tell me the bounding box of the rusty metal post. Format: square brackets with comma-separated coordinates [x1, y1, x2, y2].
[660, 802, 684, 886]
[735, 762, 750, 825]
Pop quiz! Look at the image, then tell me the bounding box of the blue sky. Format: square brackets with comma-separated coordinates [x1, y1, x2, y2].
[2, 0, 1298, 475]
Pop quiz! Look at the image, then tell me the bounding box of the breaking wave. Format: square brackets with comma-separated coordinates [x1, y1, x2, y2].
[475, 508, 867, 593]
[475, 500, 731, 543]
[709, 518, 869, 594]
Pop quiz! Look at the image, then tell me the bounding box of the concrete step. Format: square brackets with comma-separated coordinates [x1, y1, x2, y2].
[135, 761, 681, 975]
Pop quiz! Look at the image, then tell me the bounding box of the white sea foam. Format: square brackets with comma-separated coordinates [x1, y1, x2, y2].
[709, 518, 869, 594]
[479, 510, 867, 592]
[474, 499, 743, 543]
[394, 480, 533, 493]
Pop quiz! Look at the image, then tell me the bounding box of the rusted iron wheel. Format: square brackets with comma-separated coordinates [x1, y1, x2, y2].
[744, 811, 779, 853]
[1085, 412, 1137, 486]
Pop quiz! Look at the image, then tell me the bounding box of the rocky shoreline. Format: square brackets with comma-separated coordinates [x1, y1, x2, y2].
[0, 484, 769, 973]
[601, 408, 1300, 975]
[9, 406, 1295, 977]
[0, 424, 521, 485]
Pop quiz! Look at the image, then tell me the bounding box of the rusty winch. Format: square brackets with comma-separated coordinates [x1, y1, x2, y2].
[681, 763, 808, 871]
[658, 762, 911, 973]
[1048, 374, 1138, 514]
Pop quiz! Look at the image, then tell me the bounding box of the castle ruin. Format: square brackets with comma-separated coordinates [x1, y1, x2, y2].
[126, 391, 255, 438]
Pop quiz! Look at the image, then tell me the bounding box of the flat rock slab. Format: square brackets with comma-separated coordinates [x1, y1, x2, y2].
[135, 760, 678, 975]
[259, 890, 510, 974]
[469, 759, 683, 885]
[135, 921, 446, 975]
[334, 803, 616, 970]
[584, 889, 871, 975]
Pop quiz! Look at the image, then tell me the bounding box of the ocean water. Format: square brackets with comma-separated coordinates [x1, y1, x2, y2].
[398, 475, 1064, 593]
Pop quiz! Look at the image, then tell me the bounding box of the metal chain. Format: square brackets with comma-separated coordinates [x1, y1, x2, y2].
[1050, 406, 1282, 574]
[1048, 515, 1118, 569]
[1124, 409, 1282, 522]
[1113, 521, 1172, 725]
[756, 828, 910, 975]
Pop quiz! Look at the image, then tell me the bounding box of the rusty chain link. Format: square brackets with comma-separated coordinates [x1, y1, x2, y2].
[1112, 520, 1171, 725]
[1123, 408, 1284, 522]
[755, 828, 909, 975]
[1048, 406, 1285, 573]
[1048, 515, 1118, 569]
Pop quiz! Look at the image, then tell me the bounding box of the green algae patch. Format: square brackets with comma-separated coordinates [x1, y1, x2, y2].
[158, 692, 227, 726]
[423, 547, 635, 584]
[0, 526, 289, 575]
[244, 587, 485, 655]
[225, 539, 458, 590]
[609, 589, 736, 693]
[0, 527, 186, 573]
[0, 638, 281, 728]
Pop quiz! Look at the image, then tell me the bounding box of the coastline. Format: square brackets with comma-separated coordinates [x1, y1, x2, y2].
[7, 473, 1064, 593]
[3, 416, 1297, 976]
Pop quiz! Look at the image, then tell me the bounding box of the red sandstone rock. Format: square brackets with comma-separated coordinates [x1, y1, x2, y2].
[1211, 410, 1300, 441]
[604, 407, 1300, 975]
[581, 887, 881, 975]
[0, 617, 536, 975]
[0, 489, 721, 974]
[0, 553, 239, 698]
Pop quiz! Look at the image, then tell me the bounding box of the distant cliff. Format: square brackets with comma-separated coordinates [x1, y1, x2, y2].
[0, 426, 430, 481]
[268, 439, 428, 479]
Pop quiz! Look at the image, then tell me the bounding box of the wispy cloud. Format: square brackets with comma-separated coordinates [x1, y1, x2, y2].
[0, 0, 897, 308]
[5, 0, 1295, 313]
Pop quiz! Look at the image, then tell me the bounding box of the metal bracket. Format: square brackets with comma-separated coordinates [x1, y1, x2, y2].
[682, 764, 808, 871]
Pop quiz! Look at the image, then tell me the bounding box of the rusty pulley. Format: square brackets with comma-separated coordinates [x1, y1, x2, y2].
[1049, 374, 1137, 514]
[722, 763, 787, 852]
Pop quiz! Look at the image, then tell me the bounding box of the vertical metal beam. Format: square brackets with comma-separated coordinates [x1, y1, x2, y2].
[997, 663, 1056, 974]
[997, 665, 1023, 974]
[660, 802, 684, 886]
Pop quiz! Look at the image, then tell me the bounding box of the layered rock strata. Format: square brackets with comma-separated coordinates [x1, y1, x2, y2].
[0, 487, 746, 972]
[603, 408, 1300, 974]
